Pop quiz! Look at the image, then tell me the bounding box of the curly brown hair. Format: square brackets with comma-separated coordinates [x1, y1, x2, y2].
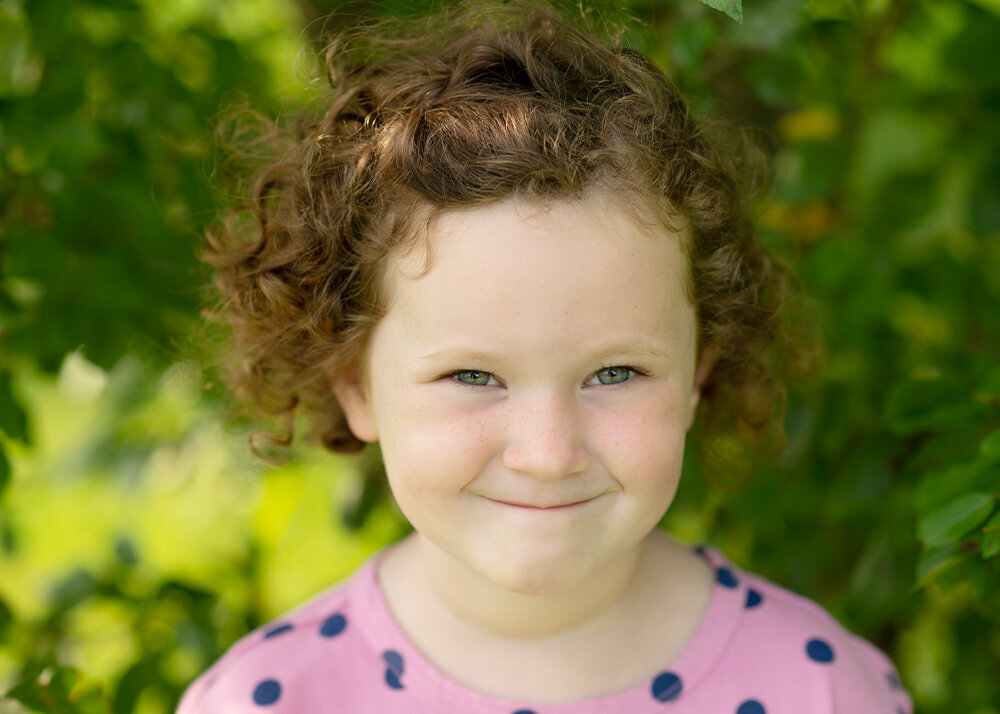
[205, 1, 807, 474]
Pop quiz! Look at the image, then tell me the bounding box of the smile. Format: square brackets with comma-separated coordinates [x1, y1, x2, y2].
[487, 497, 598, 510]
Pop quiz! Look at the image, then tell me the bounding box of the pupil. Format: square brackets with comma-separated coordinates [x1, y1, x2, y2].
[600, 367, 627, 384]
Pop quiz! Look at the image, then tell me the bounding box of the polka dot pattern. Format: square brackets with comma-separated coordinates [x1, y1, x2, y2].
[252, 679, 281, 706]
[320, 612, 347, 638]
[382, 649, 405, 690]
[650, 671, 683, 702]
[806, 638, 835, 663]
[193, 549, 911, 712]
[716, 567, 739, 588]
[263, 623, 293, 639]
[736, 700, 766, 714]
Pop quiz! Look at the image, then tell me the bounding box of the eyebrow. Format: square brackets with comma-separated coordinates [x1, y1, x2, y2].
[416, 340, 671, 363]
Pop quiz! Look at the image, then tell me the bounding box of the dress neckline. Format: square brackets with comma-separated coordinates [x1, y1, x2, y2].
[349, 540, 747, 712]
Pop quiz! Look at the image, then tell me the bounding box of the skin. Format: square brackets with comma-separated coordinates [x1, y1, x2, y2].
[333, 194, 716, 700]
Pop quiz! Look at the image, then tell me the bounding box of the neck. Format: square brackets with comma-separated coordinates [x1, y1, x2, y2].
[400, 532, 649, 642]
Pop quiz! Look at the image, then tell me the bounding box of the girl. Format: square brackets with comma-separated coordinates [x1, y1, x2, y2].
[179, 2, 912, 712]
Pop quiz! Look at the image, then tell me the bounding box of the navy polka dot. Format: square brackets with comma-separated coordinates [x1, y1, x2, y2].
[716, 567, 739, 588]
[886, 671, 901, 690]
[252, 679, 281, 705]
[736, 700, 766, 714]
[382, 649, 404, 674]
[694, 545, 707, 556]
[896, 707, 907, 714]
[806, 638, 835, 663]
[512, 710, 538, 714]
[650, 671, 683, 702]
[745, 588, 762, 608]
[263, 623, 293, 638]
[320, 613, 347, 637]
[382, 649, 405, 690]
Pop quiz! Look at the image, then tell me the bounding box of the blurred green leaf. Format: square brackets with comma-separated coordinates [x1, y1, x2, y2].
[110, 660, 154, 714]
[884, 378, 983, 436]
[919, 492, 996, 547]
[854, 111, 947, 199]
[980, 429, 1000, 458]
[966, 0, 1000, 17]
[4, 665, 109, 714]
[0, 0, 43, 97]
[915, 543, 962, 584]
[0, 592, 11, 635]
[981, 510, 1000, 559]
[696, 0, 743, 24]
[976, 368, 1000, 400]
[47, 569, 98, 617]
[0, 440, 9, 496]
[806, 0, 858, 20]
[915, 462, 981, 515]
[0, 366, 30, 442]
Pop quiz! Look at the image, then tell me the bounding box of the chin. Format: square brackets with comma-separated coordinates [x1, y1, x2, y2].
[473, 546, 604, 596]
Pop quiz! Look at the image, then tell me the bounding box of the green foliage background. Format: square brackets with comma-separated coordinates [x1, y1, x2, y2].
[1, 0, 999, 711]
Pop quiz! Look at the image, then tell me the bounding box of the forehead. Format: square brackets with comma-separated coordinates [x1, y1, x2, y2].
[384, 193, 692, 304]
[373, 195, 695, 350]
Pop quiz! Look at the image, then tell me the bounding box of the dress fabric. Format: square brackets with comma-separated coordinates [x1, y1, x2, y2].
[175, 545, 913, 714]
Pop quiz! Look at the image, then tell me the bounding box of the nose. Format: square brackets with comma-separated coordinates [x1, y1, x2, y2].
[501, 393, 590, 480]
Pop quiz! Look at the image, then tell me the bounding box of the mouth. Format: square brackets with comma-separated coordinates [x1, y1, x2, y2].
[488, 496, 598, 510]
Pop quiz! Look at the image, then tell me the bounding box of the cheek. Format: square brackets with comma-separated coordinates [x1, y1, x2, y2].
[588, 387, 690, 487]
[379, 391, 497, 497]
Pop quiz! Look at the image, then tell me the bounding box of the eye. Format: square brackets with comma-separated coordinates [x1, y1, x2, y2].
[449, 370, 500, 388]
[587, 365, 645, 387]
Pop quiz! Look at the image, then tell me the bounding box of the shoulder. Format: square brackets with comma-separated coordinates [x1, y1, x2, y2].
[174, 562, 378, 714]
[699, 549, 911, 714]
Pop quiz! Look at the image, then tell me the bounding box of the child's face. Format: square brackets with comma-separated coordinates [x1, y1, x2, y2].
[335, 196, 705, 595]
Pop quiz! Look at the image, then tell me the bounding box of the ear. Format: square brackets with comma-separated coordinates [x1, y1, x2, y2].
[687, 343, 720, 430]
[331, 366, 379, 443]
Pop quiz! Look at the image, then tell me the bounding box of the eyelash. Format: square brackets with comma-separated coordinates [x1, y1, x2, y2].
[446, 365, 649, 391]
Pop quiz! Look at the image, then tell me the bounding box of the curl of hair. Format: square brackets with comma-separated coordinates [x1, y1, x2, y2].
[203, 0, 816, 477]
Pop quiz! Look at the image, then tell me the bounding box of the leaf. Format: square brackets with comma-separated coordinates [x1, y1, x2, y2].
[974, 367, 1000, 400]
[110, 660, 153, 714]
[0, 367, 30, 443]
[884, 377, 979, 436]
[919, 492, 997, 547]
[4, 665, 109, 714]
[0, 593, 11, 635]
[914, 462, 981, 515]
[0, 441, 9, 497]
[981, 429, 1000, 458]
[696, 0, 743, 24]
[966, 0, 1000, 17]
[806, 0, 859, 20]
[47, 570, 98, 618]
[0, 1, 44, 97]
[916, 544, 962, 584]
[981, 510, 1000, 559]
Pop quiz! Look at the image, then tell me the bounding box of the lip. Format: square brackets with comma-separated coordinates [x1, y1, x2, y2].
[487, 496, 598, 510]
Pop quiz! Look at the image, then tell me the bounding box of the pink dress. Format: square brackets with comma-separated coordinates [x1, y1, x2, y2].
[176, 545, 912, 713]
